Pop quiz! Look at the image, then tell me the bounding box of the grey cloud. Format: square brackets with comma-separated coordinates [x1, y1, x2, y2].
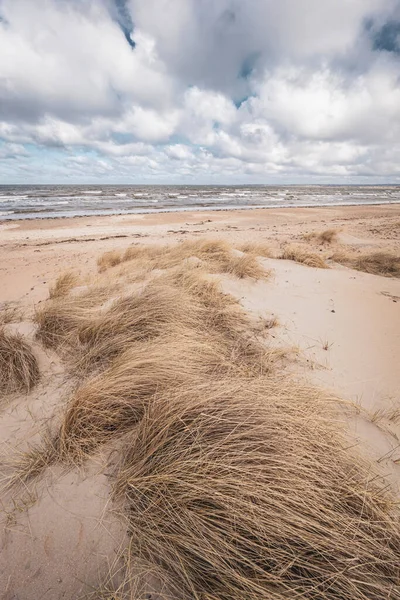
[0, 0, 400, 182]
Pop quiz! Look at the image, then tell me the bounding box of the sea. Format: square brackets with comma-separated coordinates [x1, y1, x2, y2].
[0, 184, 399, 221]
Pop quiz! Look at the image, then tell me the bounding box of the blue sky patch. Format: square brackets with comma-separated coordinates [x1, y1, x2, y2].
[372, 21, 400, 54]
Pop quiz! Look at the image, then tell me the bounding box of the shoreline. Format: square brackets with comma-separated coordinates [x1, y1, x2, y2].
[2, 199, 400, 223]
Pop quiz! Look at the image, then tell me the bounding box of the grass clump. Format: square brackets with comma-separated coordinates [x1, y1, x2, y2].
[34, 297, 92, 349]
[98, 250, 123, 272]
[49, 271, 78, 299]
[238, 241, 273, 257]
[100, 239, 269, 280]
[57, 333, 239, 461]
[114, 380, 400, 600]
[0, 302, 24, 325]
[0, 329, 40, 393]
[281, 244, 328, 268]
[3, 438, 58, 490]
[31, 267, 281, 464]
[225, 253, 267, 279]
[332, 250, 400, 277]
[75, 283, 202, 373]
[304, 229, 339, 244]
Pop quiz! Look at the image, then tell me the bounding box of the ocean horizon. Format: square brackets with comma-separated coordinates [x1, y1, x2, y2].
[1, 184, 400, 221]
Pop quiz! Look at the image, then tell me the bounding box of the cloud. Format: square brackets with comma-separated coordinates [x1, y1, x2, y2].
[0, 0, 399, 183]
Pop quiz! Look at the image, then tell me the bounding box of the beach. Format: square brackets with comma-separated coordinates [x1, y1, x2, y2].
[1, 203, 400, 599]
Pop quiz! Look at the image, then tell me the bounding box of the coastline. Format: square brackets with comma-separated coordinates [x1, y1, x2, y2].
[2, 198, 400, 222]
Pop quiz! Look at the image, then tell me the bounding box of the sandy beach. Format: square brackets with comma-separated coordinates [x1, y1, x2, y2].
[1, 204, 400, 599]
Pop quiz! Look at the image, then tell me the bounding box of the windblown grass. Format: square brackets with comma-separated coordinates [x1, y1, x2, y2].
[114, 380, 400, 600]
[49, 271, 78, 299]
[36, 261, 268, 376]
[238, 241, 273, 257]
[35, 282, 121, 350]
[97, 250, 123, 272]
[0, 329, 40, 393]
[7, 238, 400, 600]
[304, 229, 339, 244]
[2, 437, 57, 490]
[224, 253, 267, 279]
[57, 333, 240, 461]
[0, 302, 24, 325]
[99, 239, 268, 279]
[75, 283, 203, 373]
[332, 249, 400, 277]
[34, 296, 93, 349]
[28, 264, 285, 466]
[281, 244, 328, 268]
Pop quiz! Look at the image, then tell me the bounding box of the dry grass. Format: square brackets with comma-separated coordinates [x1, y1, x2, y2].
[0, 329, 40, 394]
[75, 283, 204, 373]
[14, 237, 400, 599]
[332, 249, 400, 277]
[34, 282, 121, 350]
[304, 229, 339, 244]
[0, 302, 24, 325]
[281, 244, 328, 268]
[49, 271, 78, 299]
[29, 265, 285, 465]
[53, 302, 286, 462]
[224, 253, 267, 279]
[57, 333, 242, 461]
[99, 239, 268, 280]
[98, 250, 123, 272]
[114, 380, 400, 600]
[34, 296, 93, 349]
[83, 540, 181, 600]
[2, 438, 57, 490]
[237, 241, 273, 257]
[159, 265, 235, 310]
[36, 262, 267, 375]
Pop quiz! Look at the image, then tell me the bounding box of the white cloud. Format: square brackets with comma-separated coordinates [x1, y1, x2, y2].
[0, 0, 399, 182]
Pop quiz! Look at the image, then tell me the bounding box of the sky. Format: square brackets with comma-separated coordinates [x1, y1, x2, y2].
[0, 0, 400, 184]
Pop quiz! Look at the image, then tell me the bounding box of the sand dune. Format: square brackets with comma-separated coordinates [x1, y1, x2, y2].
[0, 205, 399, 599]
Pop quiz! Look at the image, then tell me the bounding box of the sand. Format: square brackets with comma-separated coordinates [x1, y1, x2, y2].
[0, 204, 399, 599]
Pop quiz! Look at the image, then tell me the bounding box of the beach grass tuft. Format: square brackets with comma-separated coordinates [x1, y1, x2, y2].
[0, 329, 40, 394]
[332, 249, 400, 277]
[281, 244, 328, 268]
[49, 271, 79, 299]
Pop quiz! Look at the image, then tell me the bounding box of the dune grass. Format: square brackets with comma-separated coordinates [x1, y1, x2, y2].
[114, 381, 400, 600]
[238, 241, 273, 257]
[2, 438, 58, 490]
[49, 271, 78, 299]
[36, 262, 269, 376]
[225, 253, 268, 279]
[304, 229, 339, 244]
[281, 244, 328, 268]
[0, 302, 24, 325]
[11, 238, 400, 598]
[28, 260, 286, 467]
[0, 329, 40, 394]
[98, 239, 268, 280]
[97, 250, 123, 272]
[34, 296, 93, 349]
[57, 333, 244, 461]
[332, 249, 400, 277]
